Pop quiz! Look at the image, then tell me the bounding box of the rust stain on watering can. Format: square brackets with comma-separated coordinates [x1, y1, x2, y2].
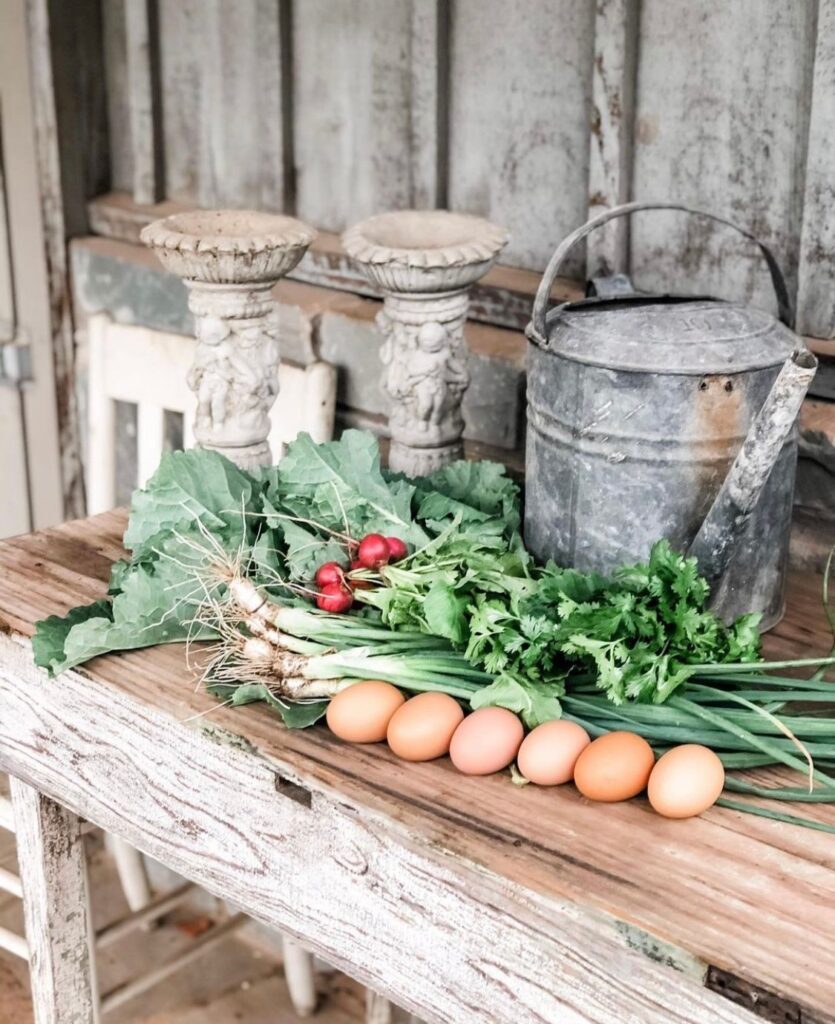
[525, 202, 816, 628]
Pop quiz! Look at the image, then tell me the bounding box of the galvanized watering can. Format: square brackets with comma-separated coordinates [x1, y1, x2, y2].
[525, 202, 818, 628]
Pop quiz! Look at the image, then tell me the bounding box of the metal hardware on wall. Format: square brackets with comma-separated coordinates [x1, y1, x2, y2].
[0, 332, 33, 384]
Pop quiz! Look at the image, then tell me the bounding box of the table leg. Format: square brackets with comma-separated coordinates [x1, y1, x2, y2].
[366, 990, 393, 1024]
[281, 935, 317, 1017]
[10, 778, 100, 1024]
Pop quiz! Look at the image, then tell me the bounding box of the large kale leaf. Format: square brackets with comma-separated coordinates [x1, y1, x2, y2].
[34, 449, 265, 676]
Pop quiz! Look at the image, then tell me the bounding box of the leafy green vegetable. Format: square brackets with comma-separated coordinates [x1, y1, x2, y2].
[413, 459, 521, 537]
[470, 676, 563, 728]
[34, 528, 218, 676]
[271, 430, 429, 549]
[35, 431, 761, 717]
[263, 499, 347, 582]
[33, 599, 114, 676]
[207, 681, 329, 728]
[362, 538, 761, 707]
[423, 579, 469, 644]
[124, 448, 257, 557]
[34, 448, 266, 676]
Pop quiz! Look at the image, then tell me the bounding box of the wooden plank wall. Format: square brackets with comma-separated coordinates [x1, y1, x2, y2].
[96, 0, 834, 338]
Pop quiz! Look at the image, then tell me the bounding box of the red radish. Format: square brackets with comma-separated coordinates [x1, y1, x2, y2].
[357, 533, 390, 569]
[314, 561, 344, 588]
[316, 583, 353, 613]
[385, 536, 407, 562]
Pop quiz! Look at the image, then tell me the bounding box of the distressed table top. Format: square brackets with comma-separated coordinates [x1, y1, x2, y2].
[0, 511, 833, 1024]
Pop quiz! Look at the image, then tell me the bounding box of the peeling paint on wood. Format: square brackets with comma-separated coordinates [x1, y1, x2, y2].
[613, 920, 707, 981]
[798, 0, 835, 339]
[630, 0, 818, 317]
[448, 0, 595, 273]
[0, 628, 769, 1024]
[586, 0, 639, 276]
[10, 778, 99, 1023]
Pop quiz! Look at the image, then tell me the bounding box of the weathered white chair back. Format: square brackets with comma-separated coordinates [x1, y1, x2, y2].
[0, 792, 28, 959]
[81, 312, 336, 1016]
[86, 313, 337, 509]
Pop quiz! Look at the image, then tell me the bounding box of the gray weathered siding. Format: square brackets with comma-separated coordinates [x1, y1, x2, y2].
[97, 0, 835, 338]
[447, 0, 595, 274]
[630, 0, 818, 318]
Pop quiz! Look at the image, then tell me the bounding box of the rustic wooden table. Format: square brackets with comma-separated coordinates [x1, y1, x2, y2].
[0, 511, 832, 1024]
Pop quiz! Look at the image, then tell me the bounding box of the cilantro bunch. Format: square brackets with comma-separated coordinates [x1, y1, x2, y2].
[521, 541, 761, 704]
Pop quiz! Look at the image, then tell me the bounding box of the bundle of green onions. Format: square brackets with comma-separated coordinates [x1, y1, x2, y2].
[562, 672, 835, 830]
[192, 558, 834, 830]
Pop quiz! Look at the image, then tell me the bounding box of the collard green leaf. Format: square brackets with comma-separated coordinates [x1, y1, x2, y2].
[415, 459, 521, 535]
[265, 694, 329, 728]
[273, 430, 428, 547]
[206, 681, 329, 728]
[33, 599, 114, 676]
[230, 682, 272, 706]
[423, 579, 468, 644]
[470, 675, 563, 728]
[277, 517, 348, 582]
[124, 448, 257, 557]
[36, 528, 218, 676]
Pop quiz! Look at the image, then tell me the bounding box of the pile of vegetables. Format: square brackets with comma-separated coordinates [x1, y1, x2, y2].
[33, 430, 835, 827]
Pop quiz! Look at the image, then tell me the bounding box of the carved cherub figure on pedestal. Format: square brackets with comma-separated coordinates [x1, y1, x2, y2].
[233, 314, 280, 440]
[379, 313, 469, 442]
[188, 312, 280, 443]
[407, 321, 468, 432]
[188, 315, 236, 435]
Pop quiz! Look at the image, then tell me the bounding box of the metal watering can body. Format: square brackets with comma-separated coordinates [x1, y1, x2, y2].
[524, 202, 817, 628]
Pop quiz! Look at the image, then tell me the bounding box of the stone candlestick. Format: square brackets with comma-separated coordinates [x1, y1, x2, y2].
[342, 210, 507, 476]
[140, 210, 316, 469]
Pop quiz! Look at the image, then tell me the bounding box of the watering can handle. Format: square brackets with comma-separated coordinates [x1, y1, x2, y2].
[529, 201, 795, 345]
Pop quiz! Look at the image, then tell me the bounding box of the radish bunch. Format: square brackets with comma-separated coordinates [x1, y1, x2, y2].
[313, 534, 407, 612]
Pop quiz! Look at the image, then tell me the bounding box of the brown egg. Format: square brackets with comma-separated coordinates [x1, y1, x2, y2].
[449, 707, 524, 776]
[516, 720, 591, 785]
[325, 680, 405, 743]
[648, 744, 725, 819]
[573, 731, 655, 802]
[387, 692, 464, 762]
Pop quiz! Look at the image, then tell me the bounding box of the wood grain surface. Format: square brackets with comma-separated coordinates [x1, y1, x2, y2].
[0, 512, 832, 1022]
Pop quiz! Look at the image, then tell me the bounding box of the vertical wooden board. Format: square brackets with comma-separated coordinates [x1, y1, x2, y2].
[46, 0, 110, 232]
[1, 0, 65, 527]
[157, 0, 284, 209]
[102, 0, 133, 195]
[124, 0, 160, 204]
[0, 386, 30, 539]
[293, 0, 414, 229]
[0, 135, 14, 341]
[446, 0, 595, 272]
[196, 0, 284, 209]
[409, 0, 446, 210]
[630, 0, 818, 315]
[156, 0, 202, 201]
[797, 0, 835, 339]
[586, 0, 639, 277]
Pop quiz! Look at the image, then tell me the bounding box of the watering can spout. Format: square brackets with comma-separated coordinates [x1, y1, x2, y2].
[687, 349, 818, 589]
